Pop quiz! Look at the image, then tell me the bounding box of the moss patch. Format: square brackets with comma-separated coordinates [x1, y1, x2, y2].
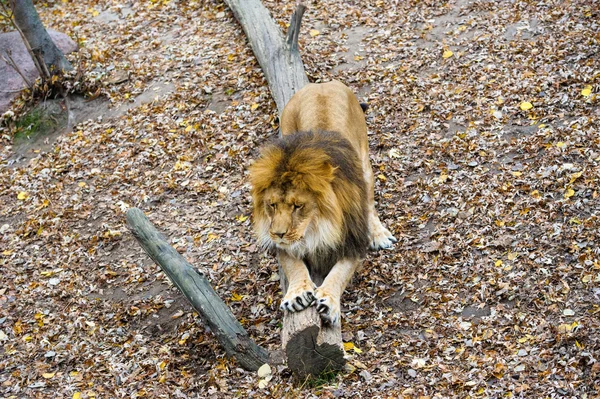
[13, 101, 67, 144]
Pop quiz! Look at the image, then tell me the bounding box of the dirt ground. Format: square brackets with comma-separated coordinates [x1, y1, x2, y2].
[0, 0, 599, 398]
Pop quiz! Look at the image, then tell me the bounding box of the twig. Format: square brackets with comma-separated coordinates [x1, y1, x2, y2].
[286, 1, 306, 53]
[1, 50, 32, 88]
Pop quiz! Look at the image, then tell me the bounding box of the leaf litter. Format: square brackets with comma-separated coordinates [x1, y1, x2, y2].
[1, 0, 599, 398]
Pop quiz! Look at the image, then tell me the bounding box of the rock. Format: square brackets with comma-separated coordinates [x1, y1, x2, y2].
[0, 29, 77, 113]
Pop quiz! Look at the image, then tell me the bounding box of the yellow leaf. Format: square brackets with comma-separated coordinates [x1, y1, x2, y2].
[495, 260, 503, 267]
[92, 10, 99, 17]
[78, 182, 87, 188]
[569, 171, 583, 184]
[17, 191, 29, 200]
[377, 174, 387, 182]
[206, 233, 219, 242]
[158, 374, 166, 383]
[442, 49, 453, 58]
[507, 252, 518, 261]
[556, 141, 566, 148]
[251, 103, 259, 111]
[582, 275, 592, 283]
[530, 190, 541, 199]
[511, 171, 522, 177]
[343, 342, 354, 351]
[231, 293, 243, 301]
[519, 102, 533, 111]
[236, 214, 248, 222]
[185, 125, 193, 132]
[564, 188, 575, 199]
[2, 250, 12, 256]
[42, 372, 56, 379]
[309, 29, 320, 37]
[73, 393, 81, 399]
[581, 85, 592, 97]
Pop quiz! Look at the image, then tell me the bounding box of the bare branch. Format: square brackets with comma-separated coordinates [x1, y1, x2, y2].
[1, 50, 32, 88]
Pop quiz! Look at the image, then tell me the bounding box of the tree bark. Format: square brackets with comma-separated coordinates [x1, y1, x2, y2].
[224, 0, 346, 377]
[126, 208, 269, 371]
[11, 0, 73, 72]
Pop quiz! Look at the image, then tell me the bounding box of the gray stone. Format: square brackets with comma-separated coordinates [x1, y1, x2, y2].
[0, 29, 77, 113]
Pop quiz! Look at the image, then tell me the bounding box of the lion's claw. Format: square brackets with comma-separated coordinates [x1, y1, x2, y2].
[280, 283, 316, 313]
[314, 289, 341, 326]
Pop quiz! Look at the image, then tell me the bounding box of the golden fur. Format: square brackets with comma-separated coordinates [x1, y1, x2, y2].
[249, 80, 395, 325]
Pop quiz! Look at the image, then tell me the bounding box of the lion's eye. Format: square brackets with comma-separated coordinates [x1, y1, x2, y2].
[268, 203, 276, 209]
[293, 204, 304, 211]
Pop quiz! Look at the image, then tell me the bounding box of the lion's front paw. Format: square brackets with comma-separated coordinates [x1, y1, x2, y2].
[369, 221, 397, 250]
[314, 288, 341, 326]
[280, 281, 316, 313]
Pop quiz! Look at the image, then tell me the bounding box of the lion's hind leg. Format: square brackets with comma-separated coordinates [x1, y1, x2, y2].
[369, 212, 396, 250]
[363, 157, 397, 250]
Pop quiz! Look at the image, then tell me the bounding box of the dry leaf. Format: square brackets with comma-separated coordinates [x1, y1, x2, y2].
[442, 49, 454, 58]
[519, 101, 533, 111]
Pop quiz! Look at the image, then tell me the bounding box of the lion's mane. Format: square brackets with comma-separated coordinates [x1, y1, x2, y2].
[250, 130, 369, 278]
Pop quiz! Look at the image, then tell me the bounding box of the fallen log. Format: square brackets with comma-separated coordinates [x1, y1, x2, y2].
[224, 0, 345, 378]
[126, 208, 269, 371]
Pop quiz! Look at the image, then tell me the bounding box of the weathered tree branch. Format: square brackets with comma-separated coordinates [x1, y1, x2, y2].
[126, 208, 269, 371]
[223, 0, 309, 114]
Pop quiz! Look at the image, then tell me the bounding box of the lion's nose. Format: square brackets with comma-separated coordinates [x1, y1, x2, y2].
[272, 230, 287, 238]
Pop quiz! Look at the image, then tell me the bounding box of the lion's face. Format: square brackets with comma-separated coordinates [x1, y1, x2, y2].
[249, 139, 346, 254]
[260, 186, 317, 247]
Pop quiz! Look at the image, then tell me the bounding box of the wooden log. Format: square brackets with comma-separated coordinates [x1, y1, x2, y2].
[224, 0, 345, 377]
[280, 267, 345, 378]
[126, 208, 269, 371]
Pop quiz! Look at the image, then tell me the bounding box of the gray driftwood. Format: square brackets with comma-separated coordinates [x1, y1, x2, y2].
[224, 0, 345, 377]
[126, 208, 269, 371]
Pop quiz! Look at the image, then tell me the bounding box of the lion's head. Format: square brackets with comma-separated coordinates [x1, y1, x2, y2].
[249, 131, 369, 259]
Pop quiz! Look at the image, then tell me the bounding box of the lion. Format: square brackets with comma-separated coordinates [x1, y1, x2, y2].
[249, 80, 396, 325]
